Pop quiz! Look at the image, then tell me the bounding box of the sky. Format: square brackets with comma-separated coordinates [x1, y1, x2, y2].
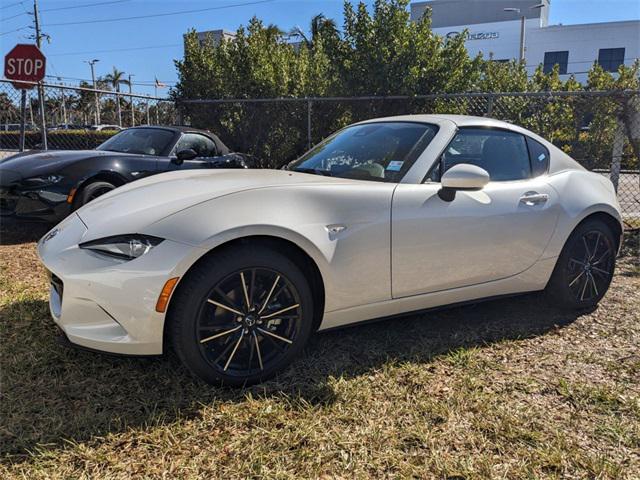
[1, 0, 639, 96]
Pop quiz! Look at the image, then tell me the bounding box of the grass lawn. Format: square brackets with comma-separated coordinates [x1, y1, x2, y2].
[1, 224, 638, 479]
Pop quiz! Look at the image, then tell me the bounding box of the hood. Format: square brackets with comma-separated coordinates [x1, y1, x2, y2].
[75, 169, 355, 241]
[0, 150, 148, 179]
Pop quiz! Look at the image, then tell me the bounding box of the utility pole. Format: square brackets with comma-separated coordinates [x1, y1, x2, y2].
[85, 59, 100, 125]
[33, 0, 47, 149]
[128, 74, 135, 126]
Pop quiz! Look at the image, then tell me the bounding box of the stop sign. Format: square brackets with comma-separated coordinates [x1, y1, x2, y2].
[4, 44, 46, 89]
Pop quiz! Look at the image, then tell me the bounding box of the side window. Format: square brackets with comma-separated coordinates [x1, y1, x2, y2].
[174, 133, 218, 158]
[526, 137, 550, 177]
[433, 128, 531, 182]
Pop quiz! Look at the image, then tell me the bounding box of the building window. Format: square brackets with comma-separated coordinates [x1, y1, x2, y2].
[543, 51, 569, 74]
[598, 48, 625, 72]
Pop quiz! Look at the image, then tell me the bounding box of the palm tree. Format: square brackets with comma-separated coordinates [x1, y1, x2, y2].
[288, 14, 338, 48]
[103, 67, 129, 126]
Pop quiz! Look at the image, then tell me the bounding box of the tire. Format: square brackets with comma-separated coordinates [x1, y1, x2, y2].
[74, 181, 116, 208]
[545, 219, 617, 309]
[168, 245, 314, 386]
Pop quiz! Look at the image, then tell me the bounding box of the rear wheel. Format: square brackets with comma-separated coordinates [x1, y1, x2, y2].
[74, 181, 116, 208]
[546, 219, 617, 309]
[169, 245, 314, 386]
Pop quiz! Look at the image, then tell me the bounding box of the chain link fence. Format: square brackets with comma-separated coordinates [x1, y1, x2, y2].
[179, 91, 640, 229]
[0, 79, 176, 151]
[0, 81, 637, 228]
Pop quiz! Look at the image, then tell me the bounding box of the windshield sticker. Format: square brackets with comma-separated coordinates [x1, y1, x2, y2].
[386, 160, 404, 171]
[538, 153, 546, 162]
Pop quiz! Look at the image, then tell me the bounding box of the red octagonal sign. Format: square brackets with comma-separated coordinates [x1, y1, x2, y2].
[4, 44, 46, 90]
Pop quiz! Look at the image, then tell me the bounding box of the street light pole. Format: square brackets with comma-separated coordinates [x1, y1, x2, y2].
[504, 3, 545, 65]
[518, 14, 526, 63]
[85, 59, 100, 124]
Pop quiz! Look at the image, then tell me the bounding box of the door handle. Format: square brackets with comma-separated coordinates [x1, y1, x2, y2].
[519, 192, 549, 206]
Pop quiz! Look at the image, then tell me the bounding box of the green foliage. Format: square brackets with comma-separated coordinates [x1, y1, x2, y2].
[173, 0, 640, 168]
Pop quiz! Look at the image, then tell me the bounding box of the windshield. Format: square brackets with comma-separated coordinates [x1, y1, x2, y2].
[96, 128, 175, 155]
[288, 122, 438, 182]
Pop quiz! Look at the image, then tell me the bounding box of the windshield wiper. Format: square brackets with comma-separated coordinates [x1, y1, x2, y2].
[292, 167, 333, 177]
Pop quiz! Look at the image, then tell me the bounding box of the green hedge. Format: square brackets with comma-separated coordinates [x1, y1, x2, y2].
[0, 130, 118, 151]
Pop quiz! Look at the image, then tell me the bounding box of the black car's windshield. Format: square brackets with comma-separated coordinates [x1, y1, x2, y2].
[288, 122, 438, 182]
[96, 128, 175, 155]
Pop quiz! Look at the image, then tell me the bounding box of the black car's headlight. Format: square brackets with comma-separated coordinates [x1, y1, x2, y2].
[22, 174, 64, 187]
[79, 234, 164, 260]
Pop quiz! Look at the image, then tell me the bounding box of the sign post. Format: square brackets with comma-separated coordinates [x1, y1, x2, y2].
[4, 44, 47, 151]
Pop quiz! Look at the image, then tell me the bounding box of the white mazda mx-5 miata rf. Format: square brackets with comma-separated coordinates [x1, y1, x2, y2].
[38, 115, 623, 385]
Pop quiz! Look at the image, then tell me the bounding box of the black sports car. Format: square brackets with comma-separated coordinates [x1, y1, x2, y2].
[0, 126, 254, 223]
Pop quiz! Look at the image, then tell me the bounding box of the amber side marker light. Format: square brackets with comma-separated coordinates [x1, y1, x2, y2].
[156, 277, 180, 313]
[66, 187, 77, 204]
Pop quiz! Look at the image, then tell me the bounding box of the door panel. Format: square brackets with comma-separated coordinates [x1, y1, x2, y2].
[391, 179, 559, 298]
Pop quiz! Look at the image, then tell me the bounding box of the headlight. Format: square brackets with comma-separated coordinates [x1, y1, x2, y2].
[79, 234, 164, 260]
[22, 174, 64, 187]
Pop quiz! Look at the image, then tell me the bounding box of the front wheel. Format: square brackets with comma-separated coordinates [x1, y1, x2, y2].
[546, 219, 617, 309]
[74, 181, 116, 209]
[168, 245, 314, 386]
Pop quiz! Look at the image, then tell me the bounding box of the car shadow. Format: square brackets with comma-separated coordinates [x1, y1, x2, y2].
[0, 220, 51, 245]
[0, 293, 586, 459]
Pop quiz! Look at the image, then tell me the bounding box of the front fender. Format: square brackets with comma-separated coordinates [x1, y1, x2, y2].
[144, 183, 395, 312]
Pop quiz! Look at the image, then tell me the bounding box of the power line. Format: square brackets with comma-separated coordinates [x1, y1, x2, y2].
[49, 43, 182, 57]
[0, 1, 24, 11]
[2, 10, 27, 21]
[0, 26, 30, 36]
[2, 1, 132, 23]
[43, 0, 274, 27]
[41, 0, 131, 13]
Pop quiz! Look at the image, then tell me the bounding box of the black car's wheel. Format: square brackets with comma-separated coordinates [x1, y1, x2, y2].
[75, 181, 116, 208]
[546, 219, 617, 309]
[168, 245, 314, 386]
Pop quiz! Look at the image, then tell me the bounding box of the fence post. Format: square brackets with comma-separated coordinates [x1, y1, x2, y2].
[37, 82, 47, 149]
[486, 93, 494, 118]
[19, 89, 27, 152]
[176, 101, 184, 126]
[146, 99, 150, 125]
[610, 119, 624, 193]
[307, 99, 312, 150]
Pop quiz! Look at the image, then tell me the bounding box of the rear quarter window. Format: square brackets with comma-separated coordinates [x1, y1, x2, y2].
[526, 137, 550, 177]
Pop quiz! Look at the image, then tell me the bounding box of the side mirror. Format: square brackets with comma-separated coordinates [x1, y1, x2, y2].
[438, 163, 490, 201]
[173, 148, 198, 165]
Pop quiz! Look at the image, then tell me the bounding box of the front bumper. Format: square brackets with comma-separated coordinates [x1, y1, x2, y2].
[37, 213, 197, 355]
[0, 176, 71, 221]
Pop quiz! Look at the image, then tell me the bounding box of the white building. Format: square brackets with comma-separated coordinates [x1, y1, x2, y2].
[187, 29, 236, 49]
[411, 0, 640, 82]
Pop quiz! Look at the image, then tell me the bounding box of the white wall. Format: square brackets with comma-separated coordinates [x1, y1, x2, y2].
[527, 21, 640, 82]
[432, 18, 541, 62]
[431, 18, 640, 83]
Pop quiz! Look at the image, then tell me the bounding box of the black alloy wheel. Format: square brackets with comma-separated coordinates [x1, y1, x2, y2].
[169, 245, 314, 386]
[546, 219, 617, 309]
[565, 230, 615, 303]
[197, 267, 303, 377]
